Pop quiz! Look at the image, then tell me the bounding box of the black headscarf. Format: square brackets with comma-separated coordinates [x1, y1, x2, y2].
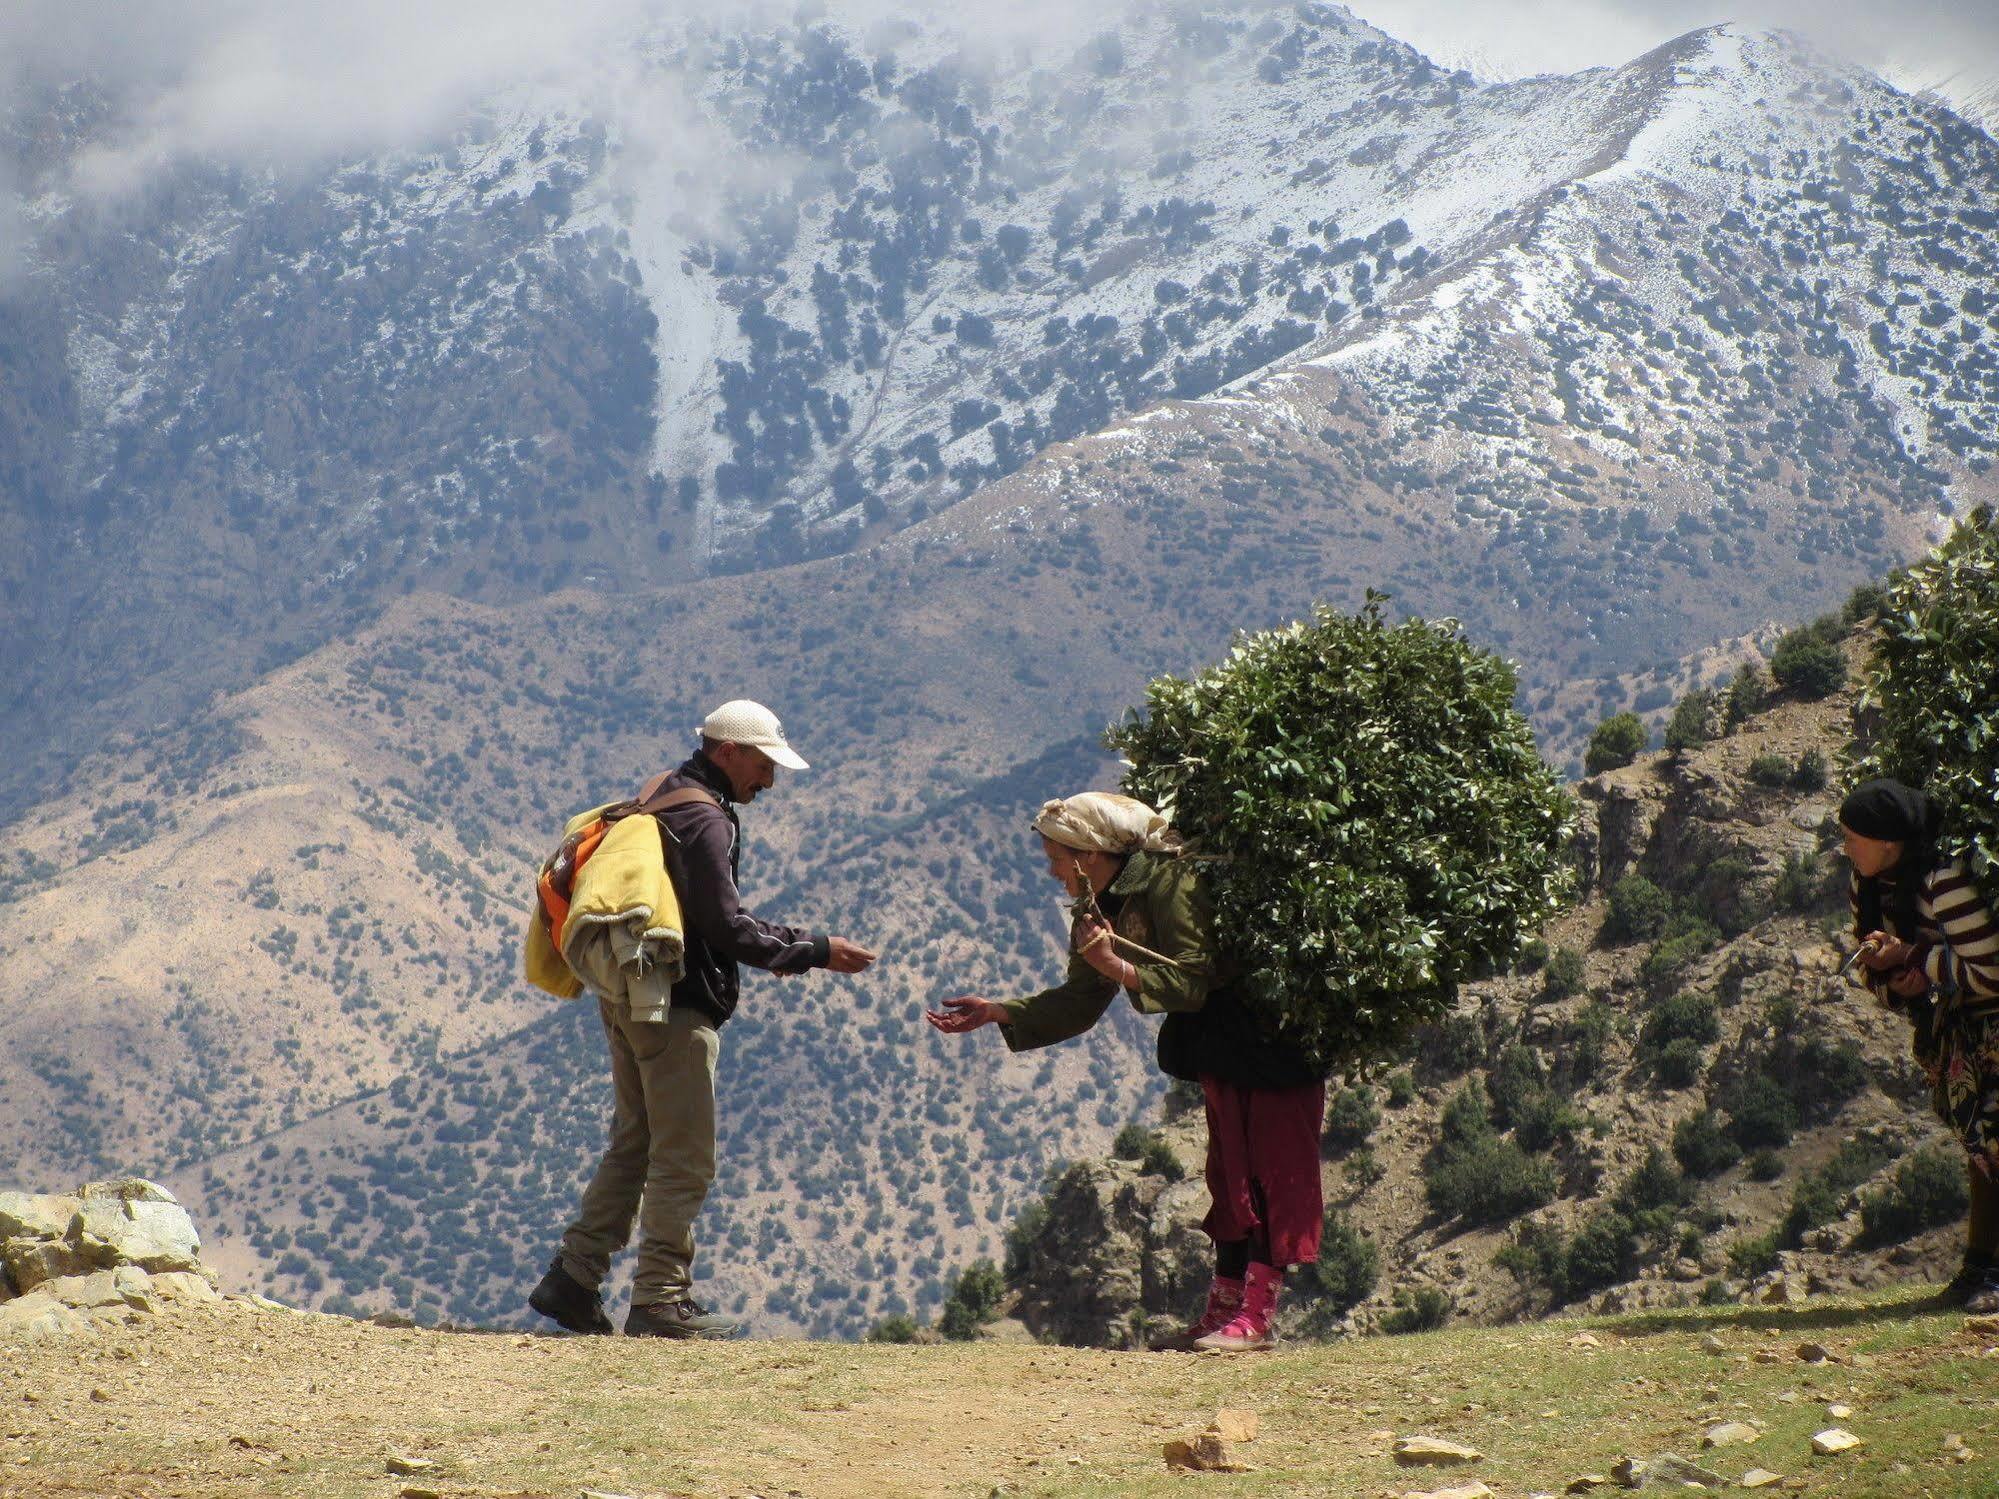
[1839, 778, 1940, 936]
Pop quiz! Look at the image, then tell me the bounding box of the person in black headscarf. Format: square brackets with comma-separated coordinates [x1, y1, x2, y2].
[1840, 778, 1999, 1311]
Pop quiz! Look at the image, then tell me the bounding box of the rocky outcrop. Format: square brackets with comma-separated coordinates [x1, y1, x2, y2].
[0, 1179, 219, 1341]
[1007, 1138, 1210, 1349]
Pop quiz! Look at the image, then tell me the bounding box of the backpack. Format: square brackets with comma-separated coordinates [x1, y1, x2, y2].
[525, 772, 719, 997]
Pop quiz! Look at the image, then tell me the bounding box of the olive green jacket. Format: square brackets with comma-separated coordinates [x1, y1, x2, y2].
[1000, 851, 1219, 1053]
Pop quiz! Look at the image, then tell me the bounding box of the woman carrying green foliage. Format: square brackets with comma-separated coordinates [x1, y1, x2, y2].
[927, 792, 1324, 1353]
[1839, 779, 1999, 1311]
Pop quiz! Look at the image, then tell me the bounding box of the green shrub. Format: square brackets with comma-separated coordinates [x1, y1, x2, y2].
[1380, 1285, 1451, 1334]
[1746, 1148, 1786, 1182]
[1641, 992, 1720, 1053]
[1586, 711, 1648, 774]
[866, 1313, 921, 1343]
[1700, 1278, 1735, 1306]
[1541, 946, 1585, 1000]
[1385, 1070, 1417, 1108]
[1562, 1211, 1639, 1298]
[1852, 506, 1999, 894]
[1515, 937, 1550, 973]
[1726, 1228, 1784, 1278]
[1112, 1123, 1151, 1160]
[1003, 1197, 1049, 1280]
[1781, 1136, 1899, 1246]
[1512, 1090, 1586, 1151]
[1791, 1037, 1871, 1118]
[1791, 749, 1829, 792]
[1724, 664, 1771, 727]
[1769, 629, 1847, 699]
[1638, 927, 1718, 998]
[1773, 852, 1828, 913]
[1487, 1044, 1550, 1129]
[1110, 596, 1577, 1073]
[1419, 1012, 1488, 1078]
[1324, 1086, 1380, 1152]
[1672, 1111, 1742, 1179]
[1315, 1211, 1381, 1311]
[938, 1259, 1005, 1341]
[1652, 1036, 1705, 1089]
[1344, 1147, 1386, 1189]
[1604, 874, 1673, 943]
[1561, 1003, 1618, 1087]
[1844, 580, 1891, 625]
[1495, 1219, 1564, 1290]
[1859, 1145, 1970, 1243]
[1439, 1082, 1492, 1146]
[1425, 1136, 1558, 1226]
[1615, 1147, 1689, 1215]
[1721, 1074, 1799, 1149]
[1665, 687, 1720, 754]
[1748, 752, 1792, 787]
[1140, 1135, 1186, 1182]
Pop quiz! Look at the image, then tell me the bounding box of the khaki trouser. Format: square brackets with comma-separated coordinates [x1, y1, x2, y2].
[559, 1000, 720, 1306]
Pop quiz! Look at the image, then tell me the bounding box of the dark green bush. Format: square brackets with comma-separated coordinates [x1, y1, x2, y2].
[1141, 1135, 1186, 1182]
[1727, 1228, 1784, 1278]
[1586, 711, 1648, 774]
[1560, 1003, 1618, 1088]
[1665, 687, 1720, 754]
[1495, 1219, 1564, 1290]
[1616, 1146, 1690, 1216]
[1425, 1136, 1558, 1226]
[1315, 1211, 1381, 1311]
[1385, 1070, 1417, 1108]
[1561, 1210, 1640, 1299]
[1852, 506, 1999, 894]
[1748, 752, 1792, 787]
[1487, 1044, 1550, 1129]
[1791, 749, 1829, 792]
[1672, 1110, 1742, 1179]
[1420, 1013, 1488, 1078]
[1110, 597, 1577, 1072]
[938, 1259, 1005, 1341]
[1721, 1074, 1799, 1149]
[1641, 992, 1720, 1053]
[1512, 1090, 1586, 1151]
[1791, 1036, 1871, 1118]
[1638, 927, 1718, 998]
[1652, 1036, 1705, 1089]
[1773, 852, 1828, 913]
[1724, 664, 1770, 727]
[1781, 1136, 1899, 1246]
[1112, 1123, 1151, 1160]
[1515, 937, 1550, 973]
[866, 1313, 921, 1343]
[1746, 1148, 1786, 1182]
[1859, 1145, 1970, 1243]
[1324, 1085, 1381, 1152]
[1541, 945, 1585, 1000]
[1769, 629, 1846, 699]
[1605, 874, 1673, 943]
[1380, 1285, 1451, 1334]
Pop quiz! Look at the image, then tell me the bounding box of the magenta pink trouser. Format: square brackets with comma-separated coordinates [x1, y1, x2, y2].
[1201, 1075, 1327, 1267]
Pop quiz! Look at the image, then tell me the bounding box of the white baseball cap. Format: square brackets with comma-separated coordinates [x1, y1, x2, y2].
[699, 699, 809, 770]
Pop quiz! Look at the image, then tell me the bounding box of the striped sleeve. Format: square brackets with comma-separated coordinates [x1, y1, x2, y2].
[1846, 867, 1895, 1003]
[1922, 861, 1999, 999]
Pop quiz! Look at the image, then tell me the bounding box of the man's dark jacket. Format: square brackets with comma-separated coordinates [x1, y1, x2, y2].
[652, 752, 830, 1027]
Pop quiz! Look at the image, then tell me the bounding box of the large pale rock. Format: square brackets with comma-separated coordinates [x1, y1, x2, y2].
[70, 1179, 202, 1273]
[150, 1270, 221, 1304]
[1401, 1486, 1492, 1499]
[1164, 1432, 1250, 1472]
[42, 1270, 129, 1310]
[0, 1190, 79, 1243]
[1210, 1409, 1260, 1443]
[0, 1289, 94, 1342]
[4, 1237, 91, 1290]
[1701, 1422, 1759, 1448]
[1610, 1454, 1727, 1489]
[1810, 1429, 1862, 1456]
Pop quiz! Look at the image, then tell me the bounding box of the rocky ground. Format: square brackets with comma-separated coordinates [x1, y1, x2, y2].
[5, 1276, 1996, 1498]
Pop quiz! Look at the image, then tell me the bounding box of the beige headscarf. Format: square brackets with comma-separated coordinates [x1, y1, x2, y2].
[1032, 792, 1184, 856]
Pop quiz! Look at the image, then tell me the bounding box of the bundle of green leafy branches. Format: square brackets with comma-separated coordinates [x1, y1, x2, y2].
[1109, 595, 1576, 1074]
[1853, 505, 1999, 890]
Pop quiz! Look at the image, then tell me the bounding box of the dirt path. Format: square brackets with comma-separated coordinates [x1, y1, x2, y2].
[5, 1292, 1996, 1498]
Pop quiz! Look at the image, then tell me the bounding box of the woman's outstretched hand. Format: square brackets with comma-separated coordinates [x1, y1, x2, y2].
[926, 995, 1008, 1034]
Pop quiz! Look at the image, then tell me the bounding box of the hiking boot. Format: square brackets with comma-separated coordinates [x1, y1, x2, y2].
[1147, 1274, 1244, 1352]
[1941, 1251, 1995, 1304]
[625, 1296, 742, 1340]
[1965, 1264, 1999, 1316]
[527, 1259, 614, 1336]
[1193, 1262, 1282, 1353]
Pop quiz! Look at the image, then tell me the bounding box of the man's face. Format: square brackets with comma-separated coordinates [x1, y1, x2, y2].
[715, 742, 778, 803]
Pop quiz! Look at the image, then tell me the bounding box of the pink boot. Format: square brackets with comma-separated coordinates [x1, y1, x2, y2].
[1148, 1275, 1243, 1351]
[1194, 1262, 1281, 1352]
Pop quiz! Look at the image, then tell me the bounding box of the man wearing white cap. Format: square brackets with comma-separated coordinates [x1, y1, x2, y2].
[530, 700, 876, 1339]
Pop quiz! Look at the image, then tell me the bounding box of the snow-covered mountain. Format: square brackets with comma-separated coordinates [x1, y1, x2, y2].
[4, 5, 1995, 806]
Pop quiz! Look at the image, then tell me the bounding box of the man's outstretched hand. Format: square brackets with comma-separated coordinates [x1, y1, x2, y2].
[826, 937, 878, 973]
[925, 995, 1008, 1034]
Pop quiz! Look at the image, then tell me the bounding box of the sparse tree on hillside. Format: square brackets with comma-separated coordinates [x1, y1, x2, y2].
[1585, 711, 1647, 774]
